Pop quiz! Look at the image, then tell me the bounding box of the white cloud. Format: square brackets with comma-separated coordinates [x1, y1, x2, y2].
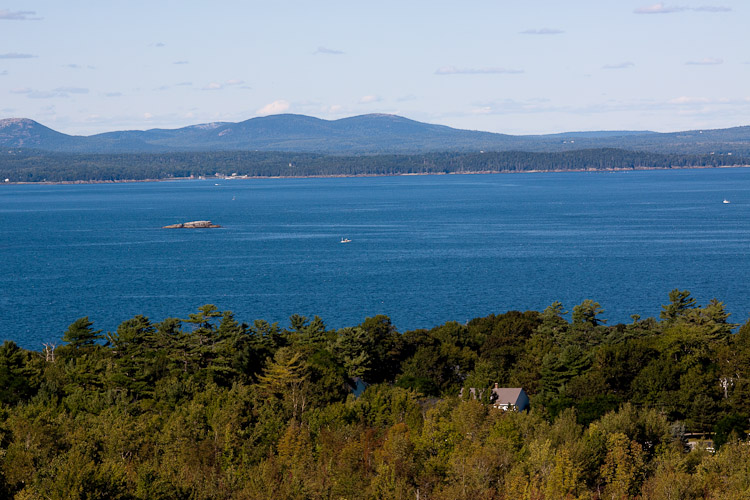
[0, 9, 42, 20]
[173, 60, 189, 65]
[435, 66, 523, 75]
[10, 87, 31, 94]
[686, 57, 723, 65]
[104, 92, 122, 97]
[634, 3, 731, 13]
[257, 99, 291, 116]
[314, 46, 344, 55]
[202, 82, 223, 90]
[520, 28, 564, 35]
[0, 70, 7, 76]
[668, 96, 712, 104]
[602, 62, 635, 69]
[666, 96, 749, 106]
[0, 53, 37, 59]
[144, 113, 153, 119]
[225, 79, 244, 85]
[634, 3, 687, 13]
[359, 95, 382, 104]
[175, 82, 192, 86]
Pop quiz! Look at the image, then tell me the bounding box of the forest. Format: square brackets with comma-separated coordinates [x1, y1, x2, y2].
[1, 148, 746, 183]
[1, 290, 750, 499]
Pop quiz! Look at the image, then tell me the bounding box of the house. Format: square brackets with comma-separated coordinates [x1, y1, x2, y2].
[489, 385, 529, 412]
[460, 384, 530, 412]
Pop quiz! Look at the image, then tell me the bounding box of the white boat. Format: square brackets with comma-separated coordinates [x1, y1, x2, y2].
[340, 238, 352, 243]
[723, 199, 731, 204]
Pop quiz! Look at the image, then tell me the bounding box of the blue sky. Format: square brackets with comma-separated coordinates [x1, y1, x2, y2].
[1, 1, 747, 135]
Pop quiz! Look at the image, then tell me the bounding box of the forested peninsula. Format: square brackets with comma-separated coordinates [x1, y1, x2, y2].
[2, 290, 749, 499]
[1, 148, 747, 183]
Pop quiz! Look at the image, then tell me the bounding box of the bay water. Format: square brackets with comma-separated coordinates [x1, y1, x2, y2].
[2, 168, 749, 349]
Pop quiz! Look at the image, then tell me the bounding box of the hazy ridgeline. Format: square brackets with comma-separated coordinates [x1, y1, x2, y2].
[1, 292, 750, 499]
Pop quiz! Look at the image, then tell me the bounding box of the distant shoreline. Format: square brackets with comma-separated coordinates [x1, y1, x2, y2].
[3, 163, 749, 186]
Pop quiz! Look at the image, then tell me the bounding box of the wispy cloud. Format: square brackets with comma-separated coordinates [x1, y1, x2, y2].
[175, 81, 192, 86]
[0, 70, 8, 76]
[10, 86, 90, 99]
[0, 53, 37, 59]
[603, 61, 635, 69]
[397, 94, 417, 102]
[28, 91, 61, 99]
[173, 60, 189, 65]
[200, 79, 244, 90]
[634, 3, 686, 13]
[686, 57, 723, 65]
[257, 99, 291, 116]
[65, 64, 96, 70]
[634, 3, 731, 14]
[54, 86, 88, 94]
[105, 92, 122, 97]
[314, 46, 344, 55]
[435, 66, 523, 75]
[693, 5, 731, 11]
[152, 42, 166, 48]
[520, 28, 564, 35]
[0, 9, 42, 20]
[668, 96, 712, 104]
[359, 95, 382, 104]
[468, 98, 556, 116]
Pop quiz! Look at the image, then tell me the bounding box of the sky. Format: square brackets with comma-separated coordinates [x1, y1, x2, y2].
[1, 1, 748, 135]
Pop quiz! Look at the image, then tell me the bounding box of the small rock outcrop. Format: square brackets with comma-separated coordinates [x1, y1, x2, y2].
[162, 220, 221, 229]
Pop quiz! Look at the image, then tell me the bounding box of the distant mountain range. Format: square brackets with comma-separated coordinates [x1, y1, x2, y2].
[1, 114, 749, 155]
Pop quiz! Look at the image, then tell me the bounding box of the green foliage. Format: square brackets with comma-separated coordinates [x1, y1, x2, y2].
[572, 299, 606, 327]
[712, 413, 748, 449]
[61, 316, 102, 350]
[0, 341, 34, 405]
[2, 148, 746, 183]
[2, 295, 749, 498]
[661, 289, 697, 321]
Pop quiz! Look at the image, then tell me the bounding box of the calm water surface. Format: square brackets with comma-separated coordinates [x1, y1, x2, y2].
[2, 169, 749, 348]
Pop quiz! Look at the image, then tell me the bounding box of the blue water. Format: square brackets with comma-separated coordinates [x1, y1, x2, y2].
[2, 169, 750, 348]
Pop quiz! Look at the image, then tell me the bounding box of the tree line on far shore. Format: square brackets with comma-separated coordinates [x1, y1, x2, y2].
[1, 148, 746, 182]
[1, 290, 749, 498]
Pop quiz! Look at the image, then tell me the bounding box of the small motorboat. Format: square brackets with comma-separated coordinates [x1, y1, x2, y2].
[723, 199, 731, 204]
[340, 238, 352, 243]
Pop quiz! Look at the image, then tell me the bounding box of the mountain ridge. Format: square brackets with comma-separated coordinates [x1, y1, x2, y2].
[1, 113, 749, 155]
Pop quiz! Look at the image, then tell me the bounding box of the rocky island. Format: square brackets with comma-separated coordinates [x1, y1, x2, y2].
[162, 220, 222, 229]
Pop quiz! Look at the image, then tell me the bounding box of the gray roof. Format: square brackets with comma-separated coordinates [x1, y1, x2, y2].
[491, 387, 525, 405]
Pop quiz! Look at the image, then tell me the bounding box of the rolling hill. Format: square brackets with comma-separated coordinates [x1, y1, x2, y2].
[1, 114, 749, 156]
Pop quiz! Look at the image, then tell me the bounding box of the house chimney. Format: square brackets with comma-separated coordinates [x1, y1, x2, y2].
[494, 383, 498, 389]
